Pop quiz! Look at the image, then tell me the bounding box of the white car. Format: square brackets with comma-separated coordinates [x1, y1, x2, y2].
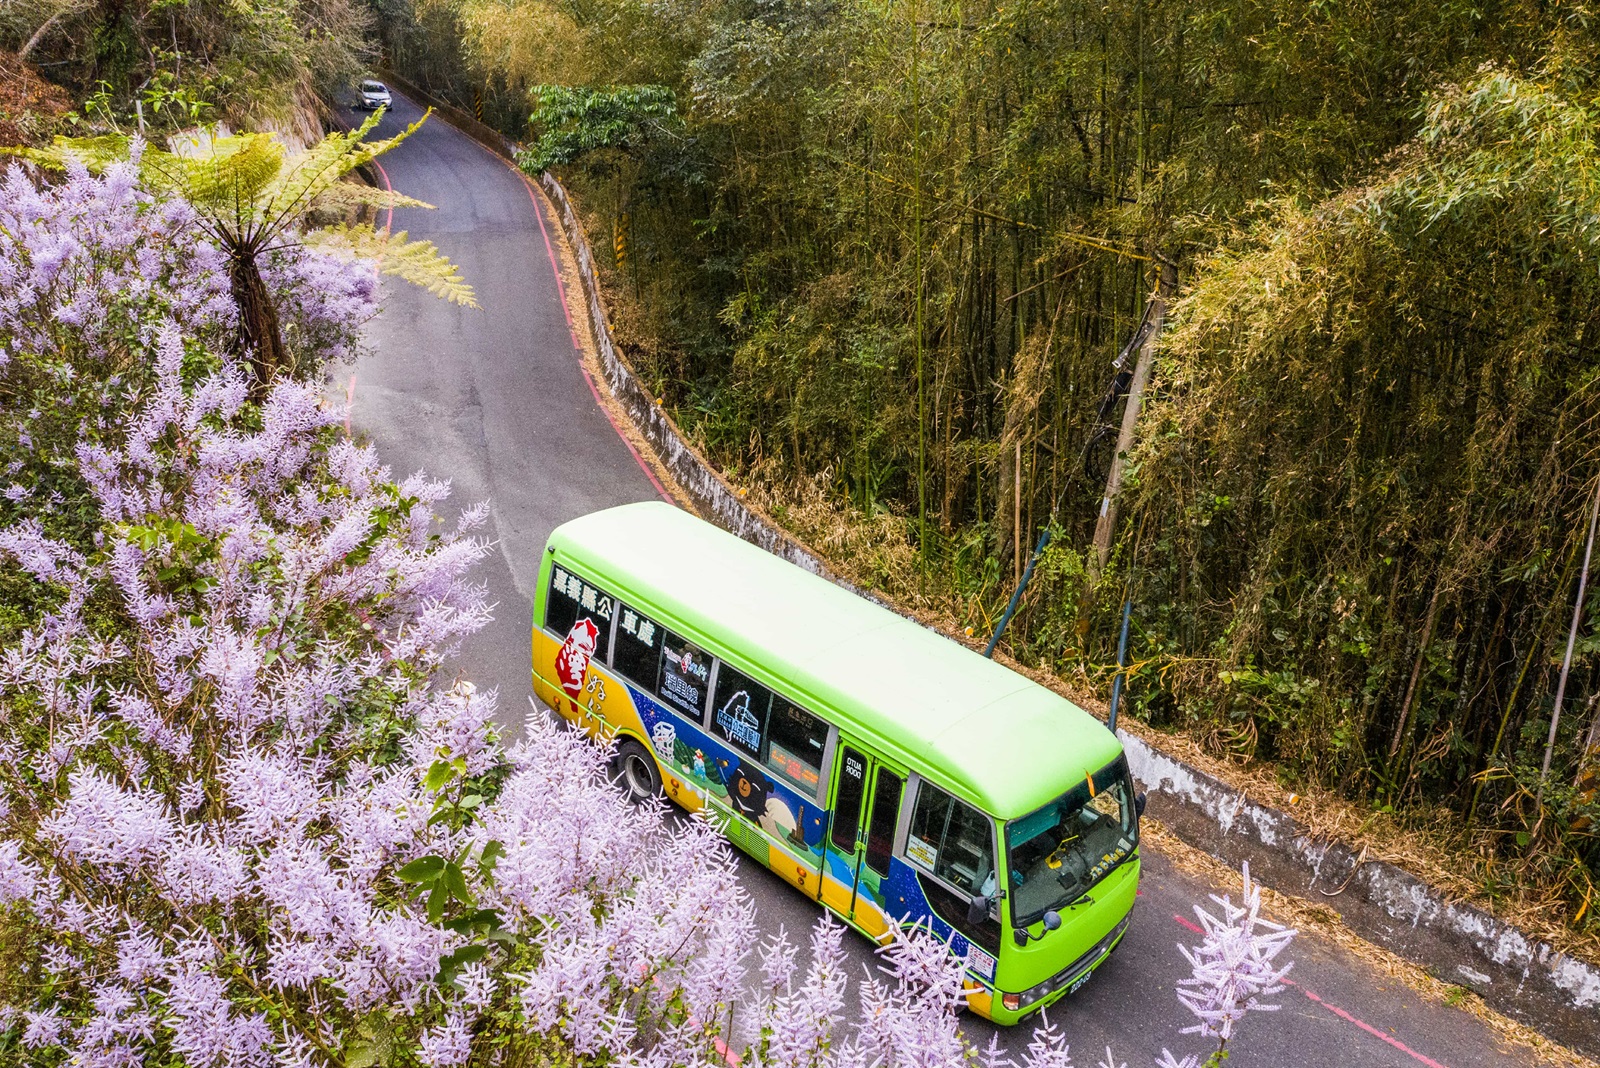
[358, 80, 392, 111]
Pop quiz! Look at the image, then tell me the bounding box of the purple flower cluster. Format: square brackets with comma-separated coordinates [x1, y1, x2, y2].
[0, 156, 236, 368]
[0, 340, 497, 1065]
[1173, 862, 1296, 1046]
[263, 243, 381, 366]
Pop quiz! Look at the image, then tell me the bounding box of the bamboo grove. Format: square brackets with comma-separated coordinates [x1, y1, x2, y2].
[384, 1, 1600, 929]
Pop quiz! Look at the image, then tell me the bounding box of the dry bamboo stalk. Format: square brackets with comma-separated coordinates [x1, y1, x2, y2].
[1538, 480, 1600, 809]
[1089, 259, 1175, 581]
[1014, 438, 1022, 588]
[1388, 585, 1442, 760]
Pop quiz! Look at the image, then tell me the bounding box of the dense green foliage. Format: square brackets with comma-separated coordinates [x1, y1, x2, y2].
[1, 0, 372, 135]
[327, 0, 1600, 930]
[519, 84, 677, 172]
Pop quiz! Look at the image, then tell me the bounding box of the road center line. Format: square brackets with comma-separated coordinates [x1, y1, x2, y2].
[1169, 914, 1452, 1068]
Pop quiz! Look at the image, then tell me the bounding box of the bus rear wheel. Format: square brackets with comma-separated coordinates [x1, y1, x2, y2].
[612, 738, 662, 803]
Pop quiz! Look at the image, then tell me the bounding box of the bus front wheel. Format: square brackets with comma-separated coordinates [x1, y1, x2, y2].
[612, 738, 663, 802]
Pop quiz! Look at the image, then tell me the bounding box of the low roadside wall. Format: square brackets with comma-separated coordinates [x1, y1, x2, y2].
[376, 70, 1600, 1058]
[1121, 733, 1600, 1055]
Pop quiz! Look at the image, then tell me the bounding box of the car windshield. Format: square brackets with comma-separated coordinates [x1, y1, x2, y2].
[1005, 755, 1138, 926]
[362, 82, 386, 93]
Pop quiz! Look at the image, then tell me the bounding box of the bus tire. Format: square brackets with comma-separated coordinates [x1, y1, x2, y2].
[612, 738, 662, 803]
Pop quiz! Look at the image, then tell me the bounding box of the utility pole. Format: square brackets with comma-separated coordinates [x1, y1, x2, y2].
[1088, 258, 1176, 582]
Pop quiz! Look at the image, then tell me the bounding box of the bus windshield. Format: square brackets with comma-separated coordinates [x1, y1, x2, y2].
[1006, 756, 1137, 926]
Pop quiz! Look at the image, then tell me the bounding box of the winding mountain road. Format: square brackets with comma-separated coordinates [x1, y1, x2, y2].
[348, 91, 1534, 1068]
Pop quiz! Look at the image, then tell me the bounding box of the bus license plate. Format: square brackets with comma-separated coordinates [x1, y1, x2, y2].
[1067, 970, 1093, 996]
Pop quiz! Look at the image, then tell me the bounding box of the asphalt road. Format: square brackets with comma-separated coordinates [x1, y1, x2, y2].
[349, 91, 1532, 1068]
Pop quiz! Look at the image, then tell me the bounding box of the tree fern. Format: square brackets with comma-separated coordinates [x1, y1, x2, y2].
[5, 110, 467, 390]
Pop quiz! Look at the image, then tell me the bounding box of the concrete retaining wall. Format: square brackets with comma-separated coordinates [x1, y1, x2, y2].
[375, 71, 1600, 1058]
[1123, 733, 1600, 1055]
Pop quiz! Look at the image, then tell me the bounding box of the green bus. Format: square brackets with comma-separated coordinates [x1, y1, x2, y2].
[531, 502, 1142, 1025]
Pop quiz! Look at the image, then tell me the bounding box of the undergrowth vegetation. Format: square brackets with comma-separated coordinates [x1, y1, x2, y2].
[1, 0, 373, 139]
[389, 1, 1600, 933]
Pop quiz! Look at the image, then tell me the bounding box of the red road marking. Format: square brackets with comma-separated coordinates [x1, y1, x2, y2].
[574, 355, 674, 502]
[522, 169, 582, 350]
[1168, 914, 1451, 1068]
[372, 157, 395, 234]
[1291, 982, 1451, 1068]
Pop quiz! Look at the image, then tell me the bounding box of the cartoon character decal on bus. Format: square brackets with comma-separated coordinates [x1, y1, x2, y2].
[555, 618, 600, 699]
[720, 757, 773, 821]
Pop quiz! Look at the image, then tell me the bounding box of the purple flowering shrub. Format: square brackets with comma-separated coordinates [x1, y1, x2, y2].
[0, 292, 977, 1065]
[0, 156, 376, 387]
[0, 335, 501, 1064]
[0, 157, 378, 550]
[0, 158, 237, 370]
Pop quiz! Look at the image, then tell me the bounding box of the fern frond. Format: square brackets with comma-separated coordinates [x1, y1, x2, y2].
[152, 133, 286, 219]
[308, 224, 478, 308]
[1, 134, 132, 171]
[311, 182, 434, 213]
[261, 110, 431, 234]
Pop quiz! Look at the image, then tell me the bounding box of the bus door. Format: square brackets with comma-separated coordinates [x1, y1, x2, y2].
[824, 739, 905, 935]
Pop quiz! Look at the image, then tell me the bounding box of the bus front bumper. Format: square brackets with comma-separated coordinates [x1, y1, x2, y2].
[975, 908, 1134, 1026]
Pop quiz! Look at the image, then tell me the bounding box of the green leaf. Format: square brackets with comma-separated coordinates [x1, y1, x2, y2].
[306, 225, 478, 308]
[443, 861, 472, 903]
[398, 855, 445, 884]
[424, 760, 457, 792]
[435, 942, 491, 985]
[445, 944, 489, 967]
[443, 907, 502, 933]
[478, 839, 505, 874]
[426, 882, 448, 924]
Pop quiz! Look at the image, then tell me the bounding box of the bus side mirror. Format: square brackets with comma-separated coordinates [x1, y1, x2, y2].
[966, 894, 990, 926]
[1042, 910, 1062, 931]
[1135, 792, 1147, 817]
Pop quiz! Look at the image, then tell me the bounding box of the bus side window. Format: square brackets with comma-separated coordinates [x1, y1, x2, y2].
[614, 603, 663, 686]
[711, 663, 772, 758]
[906, 782, 996, 897]
[545, 564, 616, 662]
[766, 698, 828, 795]
[657, 630, 714, 724]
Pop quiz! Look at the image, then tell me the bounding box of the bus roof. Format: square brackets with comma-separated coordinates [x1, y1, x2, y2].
[546, 502, 1123, 820]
